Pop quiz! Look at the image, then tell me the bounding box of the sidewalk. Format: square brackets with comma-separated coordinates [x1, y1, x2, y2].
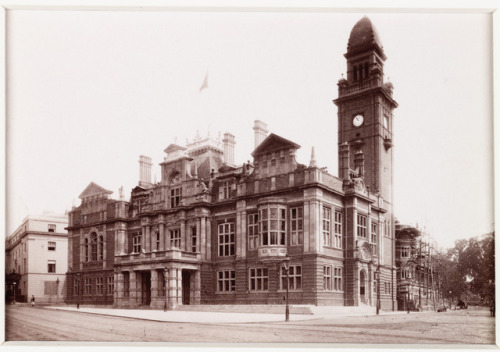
[44, 305, 420, 324]
[44, 306, 316, 323]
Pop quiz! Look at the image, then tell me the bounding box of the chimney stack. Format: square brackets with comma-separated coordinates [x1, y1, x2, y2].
[339, 142, 350, 180]
[139, 155, 153, 185]
[222, 132, 236, 165]
[253, 120, 268, 149]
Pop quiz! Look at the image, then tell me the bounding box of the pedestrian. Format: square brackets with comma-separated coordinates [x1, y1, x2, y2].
[31, 295, 35, 307]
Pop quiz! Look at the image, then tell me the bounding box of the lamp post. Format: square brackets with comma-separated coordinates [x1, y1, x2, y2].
[13, 282, 16, 304]
[76, 273, 80, 309]
[282, 255, 291, 322]
[375, 267, 380, 315]
[56, 277, 60, 304]
[163, 268, 168, 312]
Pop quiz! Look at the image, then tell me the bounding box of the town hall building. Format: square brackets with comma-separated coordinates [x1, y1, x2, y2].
[65, 16, 399, 310]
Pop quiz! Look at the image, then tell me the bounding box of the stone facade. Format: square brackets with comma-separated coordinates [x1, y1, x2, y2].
[66, 16, 398, 310]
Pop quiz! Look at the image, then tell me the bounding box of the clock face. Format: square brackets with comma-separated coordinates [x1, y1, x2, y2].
[353, 114, 364, 127]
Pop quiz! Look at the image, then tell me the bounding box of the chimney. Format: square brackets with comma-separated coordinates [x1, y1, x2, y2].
[354, 150, 365, 178]
[339, 142, 350, 180]
[222, 132, 236, 165]
[253, 120, 268, 149]
[139, 155, 153, 185]
[309, 146, 317, 168]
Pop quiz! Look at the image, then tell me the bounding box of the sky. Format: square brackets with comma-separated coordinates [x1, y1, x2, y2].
[4, 7, 495, 250]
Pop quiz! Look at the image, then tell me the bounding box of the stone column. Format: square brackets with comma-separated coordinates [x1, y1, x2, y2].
[177, 269, 183, 305]
[180, 221, 186, 251]
[115, 272, 122, 307]
[206, 218, 212, 261]
[129, 271, 137, 307]
[196, 218, 201, 253]
[150, 270, 158, 307]
[159, 223, 165, 251]
[168, 268, 178, 309]
[145, 226, 151, 252]
[194, 270, 201, 304]
[200, 218, 206, 259]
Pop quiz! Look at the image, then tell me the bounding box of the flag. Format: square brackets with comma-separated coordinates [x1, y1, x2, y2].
[199, 71, 208, 92]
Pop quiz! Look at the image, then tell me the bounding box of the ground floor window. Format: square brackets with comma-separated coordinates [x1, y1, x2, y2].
[84, 278, 92, 295]
[334, 267, 343, 291]
[249, 268, 268, 291]
[281, 265, 302, 290]
[96, 277, 104, 294]
[217, 270, 236, 292]
[323, 266, 332, 290]
[107, 276, 114, 295]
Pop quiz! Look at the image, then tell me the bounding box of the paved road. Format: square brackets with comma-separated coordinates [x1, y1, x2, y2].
[4, 305, 496, 345]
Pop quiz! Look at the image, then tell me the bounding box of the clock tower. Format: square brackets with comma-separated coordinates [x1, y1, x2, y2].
[334, 16, 398, 202]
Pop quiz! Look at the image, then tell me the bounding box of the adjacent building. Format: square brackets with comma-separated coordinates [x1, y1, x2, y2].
[66, 16, 399, 310]
[5, 213, 68, 303]
[395, 222, 441, 311]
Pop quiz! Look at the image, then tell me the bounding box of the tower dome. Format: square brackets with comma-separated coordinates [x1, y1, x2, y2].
[347, 16, 384, 54]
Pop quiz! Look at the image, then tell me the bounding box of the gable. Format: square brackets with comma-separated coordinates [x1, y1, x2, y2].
[79, 182, 113, 199]
[251, 133, 300, 157]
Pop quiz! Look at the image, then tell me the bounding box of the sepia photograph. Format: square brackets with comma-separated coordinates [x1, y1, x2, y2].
[2, 1, 497, 348]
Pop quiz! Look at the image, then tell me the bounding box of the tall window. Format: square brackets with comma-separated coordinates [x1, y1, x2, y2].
[281, 265, 302, 291]
[323, 207, 331, 246]
[90, 233, 98, 261]
[217, 270, 236, 292]
[47, 260, 56, 273]
[107, 276, 114, 295]
[98, 235, 104, 260]
[219, 181, 231, 200]
[170, 229, 181, 249]
[401, 246, 411, 258]
[84, 238, 89, 262]
[170, 187, 182, 208]
[48, 224, 56, 232]
[290, 207, 303, 245]
[191, 227, 197, 253]
[133, 234, 142, 253]
[333, 211, 342, 249]
[85, 278, 92, 295]
[248, 214, 259, 250]
[154, 230, 161, 251]
[96, 277, 104, 294]
[218, 223, 235, 257]
[323, 266, 332, 290]
[357, 214, 367, 238]
[401, 268, 411, 279]
[48, 241, 56, 251]
[370, 222, 378, 255]
[334, 267, 343, 291]
[249, 268, 268, 291]
[259, 206, 286, 246]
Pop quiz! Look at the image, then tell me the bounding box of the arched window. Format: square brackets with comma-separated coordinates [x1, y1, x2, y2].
[84, 238, 89, 262]
[98, 235, 104, 260]
[90, 233, 98, 261]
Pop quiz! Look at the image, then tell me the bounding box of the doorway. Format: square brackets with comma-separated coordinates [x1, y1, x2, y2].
[359, 270, 366, 304]
[141, 271, 151, 305]
[182, 270, 191, 305]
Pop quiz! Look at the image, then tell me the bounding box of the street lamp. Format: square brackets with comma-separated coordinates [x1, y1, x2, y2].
[76, 273, 81, 309]
[56, 277, 60, 304]
[375, 267, 380, 315]
[13, 282, 16, 304]
[282, 255, 291, 322]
